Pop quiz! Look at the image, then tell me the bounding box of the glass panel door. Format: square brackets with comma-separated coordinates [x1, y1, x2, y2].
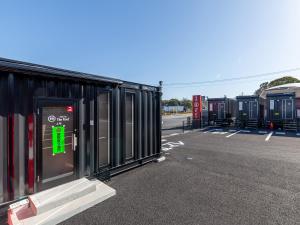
[218, 103, 225, 119]
[125, 93, 135, 159]
[37, 99, 78, 191]
[97, 92, 110, 167]
[271, 99, 281, 120]
[249, 101, 258, 119]
[283, 99, 293, 119]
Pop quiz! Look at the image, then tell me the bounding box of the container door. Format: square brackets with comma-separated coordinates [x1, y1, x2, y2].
[37, 99, 78, 191]
[218, 103, 225, 120]
[270, 99, 281, 120]
[97, 91, 111, 168]
[283, 99, 293, 119]
[249, 101, 258, 119]
[243, 101, 249, 119]
[125, 92, 136, 160]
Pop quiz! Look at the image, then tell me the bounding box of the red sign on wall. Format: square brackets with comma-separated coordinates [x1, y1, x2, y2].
[66, 106, 73, 112]
[192, 95, 202, 120]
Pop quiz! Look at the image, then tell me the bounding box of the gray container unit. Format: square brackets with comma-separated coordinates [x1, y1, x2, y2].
[201, 96, 209, 127]
[236, 95, 266, 128]
[208, 97, 236, 126]
[266, 93, 296, 130]
[0, 58, 161, 206]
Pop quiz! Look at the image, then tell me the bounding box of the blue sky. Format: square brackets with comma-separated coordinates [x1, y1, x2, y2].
[0, 0, 299, 99]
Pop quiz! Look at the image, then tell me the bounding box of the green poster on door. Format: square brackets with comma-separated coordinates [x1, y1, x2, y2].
[52, 125, 65, 155]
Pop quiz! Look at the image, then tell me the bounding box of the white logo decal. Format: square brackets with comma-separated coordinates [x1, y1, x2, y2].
[48, 115, 56, 123]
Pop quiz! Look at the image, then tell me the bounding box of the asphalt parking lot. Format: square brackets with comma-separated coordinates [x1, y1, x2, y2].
[61, 128, 300, 225]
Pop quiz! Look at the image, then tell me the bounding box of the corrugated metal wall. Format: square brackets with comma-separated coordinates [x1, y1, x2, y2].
[0, 72, 161, 205]
[0, 72, 8, 203]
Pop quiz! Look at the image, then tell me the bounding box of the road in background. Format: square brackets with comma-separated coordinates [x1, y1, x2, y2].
[162, 114, 191, 135]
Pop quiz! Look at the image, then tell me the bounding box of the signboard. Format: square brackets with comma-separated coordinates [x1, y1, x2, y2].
[270, 100, 274, 110]
[192, 95, 202, 120]
[297, 109, 300, 118]
[239, 102, 243, 111]
[52, 125, 66, 155]
[209, 103, 213, 112]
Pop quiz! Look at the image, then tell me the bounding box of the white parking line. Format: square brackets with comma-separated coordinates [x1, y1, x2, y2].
[161, 139, 167, 142]
[162, 133, 179, 138]
[275, 132, 286, 135]
[265, 132, 273, 141]
[226, 130, 241, 138]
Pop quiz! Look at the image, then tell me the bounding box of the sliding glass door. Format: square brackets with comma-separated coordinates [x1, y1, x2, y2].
[125, 92, 135, 160]
[97, 92, 111, 167]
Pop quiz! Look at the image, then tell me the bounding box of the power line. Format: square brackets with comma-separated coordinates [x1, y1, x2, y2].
[163, 67, 300, 87]
[163, 76, 275, 88]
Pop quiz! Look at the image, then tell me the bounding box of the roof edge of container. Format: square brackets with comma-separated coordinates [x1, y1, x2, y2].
[236, 95, 259, 99]
[208, 97, 234, 101]
[266, 92, 295, 97]
[0, 57, 125, 85]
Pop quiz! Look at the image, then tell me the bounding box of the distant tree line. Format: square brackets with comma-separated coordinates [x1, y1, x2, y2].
[162, 98, 192, 110]
[254, 76, 300, 95]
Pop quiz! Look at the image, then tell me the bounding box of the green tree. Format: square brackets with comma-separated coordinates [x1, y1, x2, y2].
[180, 98, 192, 110]
[254, 76, 300, 95]
[168, 98, 180, 106]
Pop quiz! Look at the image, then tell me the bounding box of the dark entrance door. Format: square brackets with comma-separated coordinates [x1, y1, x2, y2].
[283, 99, 293, 119]
[270, 99, 281, 120]
[249, 101, 258, 119]
[218, 103, 225, 120]
[36, 99, 78, 191]
[96, 91, 111, 168]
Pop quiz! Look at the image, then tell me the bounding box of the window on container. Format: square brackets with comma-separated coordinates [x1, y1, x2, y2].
[97, 92, 110, 167]
[144, 92, 148, 157]
[148, 93, 153, 155]
[125, 93, 135, 159]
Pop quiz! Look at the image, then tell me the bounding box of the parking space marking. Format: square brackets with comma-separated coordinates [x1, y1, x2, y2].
[162, 141, 184, 151]
[228, 129, 237, 132]
[161, 139, 167, 142]
[162, 133, 179, 138]
[226, 130, 241, 138]
[212, 131, 228, 135]
[275, 132, 286, 135]
[265, 132, 273, 141]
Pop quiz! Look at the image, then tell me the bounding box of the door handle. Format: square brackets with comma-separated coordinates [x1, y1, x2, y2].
[73, 133, 78, 151]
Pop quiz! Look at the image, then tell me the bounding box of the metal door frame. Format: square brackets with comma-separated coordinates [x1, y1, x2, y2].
[249, 101, 258, 119]
[36, 98, 79, 191]
[122, 89, 138, 163]
[95, 88, 113, 170]
[282, 99, 294, 119]
[217, 102, 225, 120]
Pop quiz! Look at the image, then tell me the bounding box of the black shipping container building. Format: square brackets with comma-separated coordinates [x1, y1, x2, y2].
[236, 95, 266, 128]
[266, 93, 297, 130]
[0, 58, 162, 206]
[208, 97, 236, 126]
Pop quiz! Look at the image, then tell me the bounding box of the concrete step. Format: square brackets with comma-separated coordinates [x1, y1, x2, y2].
[8, 178, 116, 225]
[30, 178, 97, 215]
